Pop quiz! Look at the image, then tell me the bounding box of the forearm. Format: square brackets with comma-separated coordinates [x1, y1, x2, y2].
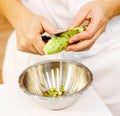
[97, 0, 120, 19]
[0, 0, 31, 27]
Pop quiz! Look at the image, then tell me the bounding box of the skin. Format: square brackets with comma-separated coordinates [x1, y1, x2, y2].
[0, 0, 120, 54]
[0, 0, 59, 54]
[66, 0, 120, 52]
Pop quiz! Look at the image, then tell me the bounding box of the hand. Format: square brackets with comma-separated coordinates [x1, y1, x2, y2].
[15, 12, 58, 55]
[66, 1, 112, 52]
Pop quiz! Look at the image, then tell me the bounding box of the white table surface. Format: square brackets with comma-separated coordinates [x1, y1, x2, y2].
[0, 84, 113, 116]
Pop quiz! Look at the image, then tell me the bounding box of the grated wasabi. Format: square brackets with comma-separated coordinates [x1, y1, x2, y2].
[43, 85, 65, 97]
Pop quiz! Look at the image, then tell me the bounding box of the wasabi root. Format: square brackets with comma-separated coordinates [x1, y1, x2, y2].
[43, 26, 86, 55]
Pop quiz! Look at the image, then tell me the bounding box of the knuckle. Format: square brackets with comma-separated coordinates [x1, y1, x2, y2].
[27, 33, 36, 41]
[73, 45, 81, 52]
[86, 31, 94, 38]
[17, 40, 29, 50]
[102, 27, 106, 33]
[73, 34, 81, 41]
[88, 41, 94, 48]
[81, 46, 90, 51]
[82, 46, 90, 51]
[87, 45, 92, 49]
[100, 17, 106, 23]
[20, 40, 28, 47]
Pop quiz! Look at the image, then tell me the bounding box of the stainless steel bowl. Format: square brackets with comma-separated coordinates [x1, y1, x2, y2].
[19, 59, 93, 110]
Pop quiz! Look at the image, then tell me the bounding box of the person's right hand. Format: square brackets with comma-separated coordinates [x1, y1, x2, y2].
[15, 12, 58, 55]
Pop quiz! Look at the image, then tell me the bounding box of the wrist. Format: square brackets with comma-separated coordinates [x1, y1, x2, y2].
[0, 0, 32, 28]
[9, 4, 33, 28]
[12, 6, 33, 28]
[96, 0, 120, 19]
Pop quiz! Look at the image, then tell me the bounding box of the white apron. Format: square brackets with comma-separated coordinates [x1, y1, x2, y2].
[2, 0, 120, 115]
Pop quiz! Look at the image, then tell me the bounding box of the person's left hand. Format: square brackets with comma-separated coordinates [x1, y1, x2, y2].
[66, 1, 112, 52]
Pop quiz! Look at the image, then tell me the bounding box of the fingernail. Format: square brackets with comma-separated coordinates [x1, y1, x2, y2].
[66, 47, 71, 51]
[69, 37, 74, 44]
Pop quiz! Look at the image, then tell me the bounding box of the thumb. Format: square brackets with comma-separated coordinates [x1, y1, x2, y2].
[41, 18, 60, 34]
[69, 8, 89, 29]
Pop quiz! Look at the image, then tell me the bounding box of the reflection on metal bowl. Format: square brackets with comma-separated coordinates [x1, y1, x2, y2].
[19, 59, 93, 110]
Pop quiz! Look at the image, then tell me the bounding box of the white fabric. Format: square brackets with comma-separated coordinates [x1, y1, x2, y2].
[2, 0, 120, 116]
[0, 84, 113, 116]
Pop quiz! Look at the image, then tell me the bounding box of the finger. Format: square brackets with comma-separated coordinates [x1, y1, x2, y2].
[69, 16, 103, 44]
[32, 34, 46, 55]
[66, 26, 105, 52]
[21, 47, 39, 54]
[17, 44, 39, 54]
[69, 8, 90, 29]
[85, 14, 103, 36]
[41, 18, 59, 34]
[17, 41, 39, 54]
[28, 45, 40, 54]
[16, 35, 39, 54]
[66, 39, 94, 52]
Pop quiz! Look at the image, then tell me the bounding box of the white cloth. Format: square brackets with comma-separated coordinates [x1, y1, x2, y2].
[2, 0, 120, 116]
[0, 84, 113, 116]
